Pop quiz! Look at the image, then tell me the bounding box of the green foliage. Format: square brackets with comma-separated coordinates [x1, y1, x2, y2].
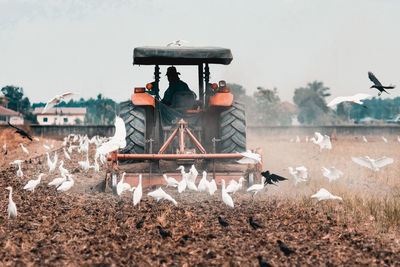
[293, 81, 331, 125]
[227, 83, 246, 98]
[1, 85, 37, 123]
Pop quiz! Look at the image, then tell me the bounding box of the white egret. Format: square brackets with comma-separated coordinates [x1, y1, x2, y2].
[24, 173, 44, 192]
[288, 166, 308, 185]
[42, 92, 77, 114]
[163, 174, 179, 188]
[311, 188, 342, 201]
[6, 186, 17, 219]
[91, 156, 100, 172]
[208, 178, 217, 196]
[96, 116, 126, 156]
[63, 148, 71, 160]
[197, 171, 210, 192]
[177, 166, 188, 193]
[167, 40, 189, 47]
[322, 167, 343, 182]
[352, 156, 393, 172]
[362, 136, 368, 143]
[188, 165, 198, 184]
[246, 176, 265, 196]
[237, 150, 261, 164]
[116, 172, 132, 196]
[47, 152, 58, 173]
[327, 93, 372, 108]
[9, 160, 23, 178]
[20, 143, 29, 154]
[226, 177, 245, 194]
[311, 132, 332, 151]
[133, 174, 142, 207]
[295, 136, 300, 143]
[48, 174, 67, 188]
[78, 153, 90, 172]
[221, 179, 234, 208]
[381, 136, 388, 143]
[58, 160, 69, 177]
[43, 144, 51, 150]
[57, 175, 74, 192]
[147, 187, 178, 206]
[397, 136, 400, 143]
[3, 143, 6, 152]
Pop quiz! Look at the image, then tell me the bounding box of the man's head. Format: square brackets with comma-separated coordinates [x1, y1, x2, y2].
[166, 66, 180, 82]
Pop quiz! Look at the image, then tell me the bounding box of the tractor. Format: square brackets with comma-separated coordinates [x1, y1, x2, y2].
[106, 46, 261, 188]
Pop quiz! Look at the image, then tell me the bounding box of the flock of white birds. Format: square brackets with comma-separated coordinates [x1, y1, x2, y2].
[288, 132, 396, 202]
[4, 114, 397, 220]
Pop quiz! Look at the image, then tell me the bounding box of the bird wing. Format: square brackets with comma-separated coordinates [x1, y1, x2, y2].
[351, 157, 373, 169]
[351, 93, 372, 103]
[374, 157, 393, 168]
[327, 96, 348, 107]
[42, 97, 58, 114]
[60, 92, 76, 99]
[270, 173, 288, 182]
[368, 72, 382, 86]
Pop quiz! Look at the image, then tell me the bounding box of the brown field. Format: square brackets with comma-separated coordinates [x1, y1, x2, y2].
[0, 130, 400, 266]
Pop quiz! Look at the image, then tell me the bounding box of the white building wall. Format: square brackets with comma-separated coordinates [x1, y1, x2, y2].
[36, 114, 85, 125]
[9, 116, 24, 125]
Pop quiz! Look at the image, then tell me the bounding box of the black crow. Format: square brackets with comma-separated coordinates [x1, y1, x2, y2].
[218, 216, 229, 227]
[261, 171, 288, 186]
[277, 240, 295, 256]
[249, 216, 263, 230]
[157, 226, 172, 239]
[136, 216, 145, 229]
[368, 72, 395, 96]
[7, 122, 32, 141]
[257, 256, 272, 267]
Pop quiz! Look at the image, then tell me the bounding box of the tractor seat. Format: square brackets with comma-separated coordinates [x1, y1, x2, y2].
[170, 91, 197, 111]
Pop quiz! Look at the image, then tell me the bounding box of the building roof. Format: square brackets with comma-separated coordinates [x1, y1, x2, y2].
[34, 107, 87, 115]
[280, 101, 298, 114]
[0, 106, 21, 116]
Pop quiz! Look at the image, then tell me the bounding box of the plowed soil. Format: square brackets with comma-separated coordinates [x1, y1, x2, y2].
[0, 132, 400, 266]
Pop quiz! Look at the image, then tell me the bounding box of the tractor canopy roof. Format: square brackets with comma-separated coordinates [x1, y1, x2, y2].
[133, 46, 233, 65]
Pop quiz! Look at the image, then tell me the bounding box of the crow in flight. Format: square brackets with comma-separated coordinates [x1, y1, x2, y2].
[261, 171, 288, 186]
[368, 72, 395, 96]
[8, 122, 32, 141]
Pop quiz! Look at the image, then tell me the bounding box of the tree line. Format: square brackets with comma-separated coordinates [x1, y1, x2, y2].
[1, 84, 399, 125]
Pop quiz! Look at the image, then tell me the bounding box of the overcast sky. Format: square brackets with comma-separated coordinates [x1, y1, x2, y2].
[1, 0, 399, 103]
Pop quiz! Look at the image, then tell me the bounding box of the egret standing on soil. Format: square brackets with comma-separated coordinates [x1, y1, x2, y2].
[9, 160, 23, 178]
[20, 143, 29, 154]
[6, 186, 17, 219]
[221, 179, 234, 208]
[57, 174, 74, 192]
[133, 174, 143, 208]
[24, 173, 44, 192]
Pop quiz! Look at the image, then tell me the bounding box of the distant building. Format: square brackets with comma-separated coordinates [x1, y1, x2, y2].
[0, 106, 24, 125]
[33, 107, 86, 125]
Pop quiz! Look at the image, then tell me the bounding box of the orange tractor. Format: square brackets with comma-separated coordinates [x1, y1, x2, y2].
[106, 46, 261, 189]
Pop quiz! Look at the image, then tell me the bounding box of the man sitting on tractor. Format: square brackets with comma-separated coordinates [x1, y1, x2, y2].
[161, 66, 195, 106]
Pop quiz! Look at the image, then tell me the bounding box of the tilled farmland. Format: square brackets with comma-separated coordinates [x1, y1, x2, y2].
[1, 132, 400, 266]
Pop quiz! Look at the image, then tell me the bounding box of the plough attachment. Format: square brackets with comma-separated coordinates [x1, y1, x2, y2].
[105, 119, 262, 190]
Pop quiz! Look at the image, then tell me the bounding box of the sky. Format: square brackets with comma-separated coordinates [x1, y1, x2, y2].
[1, 0, 400, 104]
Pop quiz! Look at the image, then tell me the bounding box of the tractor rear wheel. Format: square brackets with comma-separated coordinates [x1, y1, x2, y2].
[219, 102, 246, 153]
[119, 101, 146, 154]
